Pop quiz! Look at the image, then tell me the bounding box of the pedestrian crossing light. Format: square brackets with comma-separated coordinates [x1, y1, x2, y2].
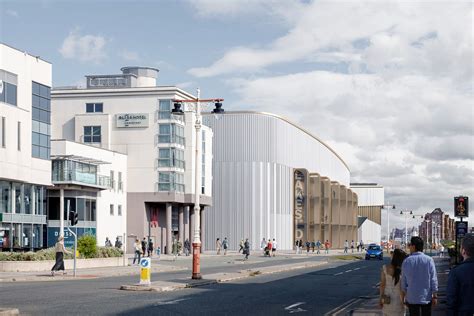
[70, 211, 78, 226]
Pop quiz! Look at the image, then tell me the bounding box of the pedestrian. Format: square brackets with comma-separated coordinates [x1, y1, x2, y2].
[133, 238, 141, 265]
[299, 239, 303, 254]
[216, 238, 222, 255]
[141, 237, 147, 256]
[148, 239, 154, 257]
[272, 238, 277, 257]
[265, 239, 273, 257]
[239, 239, 244, 253]
[401, 236, 438, 316]
[324, 240, 330, 254]
[379, 249, 408, 315]
[172, 239, 179, 261]
[351, 240, 355, 253]
[261, 238, 267, 251]
[311, 241, 315, 253]
[51, 236, 71, 276]
[114, 237, 122, 249]
[344, 240, 349, 253]
[360, 240, 364, 251]
[305, 241, 311, 254]
[184, 239, 190, 256]
[156, 246, 161, 258]
[446, 233, 474, 315]
[243, 238, 250, 260]
[316, 240, 321, 254]
[357, 241, 361, 252]
[295, 240, 299, 254]
[105, 237, 112, 247]
[222, 237, 229, 255]
[439, 245, 445, 258]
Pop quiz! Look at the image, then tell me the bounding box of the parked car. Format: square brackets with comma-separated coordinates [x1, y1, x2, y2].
[365, 244, 383, 260]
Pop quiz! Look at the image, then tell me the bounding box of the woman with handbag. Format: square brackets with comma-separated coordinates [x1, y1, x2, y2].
[51, 236, 71, 276]
[380, 249, 408, 315]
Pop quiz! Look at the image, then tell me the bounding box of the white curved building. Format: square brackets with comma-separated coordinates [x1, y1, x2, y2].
[203, 111, 357, 250]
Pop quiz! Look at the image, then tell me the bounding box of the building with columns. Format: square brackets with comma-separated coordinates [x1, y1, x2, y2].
[51, 67, 213, 254]
[419, 208, 456, 246]
[0, 44, 52, 251]
[203, 112, 358, 250]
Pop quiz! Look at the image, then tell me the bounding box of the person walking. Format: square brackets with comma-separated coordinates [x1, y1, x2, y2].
[239, 239, 244, 253]
[446, 234, 474, 316]
[222, 237, 229, 255]
[324, 240, 330, 254]
[360, 240, 364, 251]
[316, 240, 321, 254]
[344, 240, 349, 253]
[272, 238, 277, 257]
[243, 238, 250, 260]
[311, 241, 315, 253]
[133, 239, 142, 265]
[401, 236, 438, 316]
[184, 239, 190, 256]
[216, 238, 222, 255]
[305, 241, 311, 254]
[105, 237, 112, 247]
[114, 237, 122, 249]
[379, 249, 408, 315]
[260, 238, 267, 252]
[141, 237, 147, 257]
[148, 239, 154, 257]
[357, 241, 361, 252]
[172, 239, 179, 261]
[51, 236, 71, 276]
[351, 240, 355, 253]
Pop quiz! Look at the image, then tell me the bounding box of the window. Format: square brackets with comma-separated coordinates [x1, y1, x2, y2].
[118, 205, 122, 216]
[17, 121, 21, 151]
[0, 70, 18, 106]
[158, 99, 171, 119]
[84, 126, 101, 143]
[110, 204, 114, 216]
[157, 171, 184, 192]
[31, 81, 51, 160]
[86, 103, 103, 113]
[118, 172, 123, 191]
[157, 148, 185, 169]
[1, 116, 5, 148]
[110, 170, 115, 189]
[157, 123, 185, 145]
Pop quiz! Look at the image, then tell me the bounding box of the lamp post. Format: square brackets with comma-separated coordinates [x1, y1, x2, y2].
[399, 210, 413, 247]
[381, 204, 396, 252]
[171, 89, 224, 279]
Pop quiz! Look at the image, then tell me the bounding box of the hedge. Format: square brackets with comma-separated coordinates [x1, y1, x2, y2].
[0, 246, 123, 261]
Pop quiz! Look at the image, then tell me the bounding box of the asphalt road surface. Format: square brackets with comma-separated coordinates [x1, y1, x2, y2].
[1, 258, 385, 315]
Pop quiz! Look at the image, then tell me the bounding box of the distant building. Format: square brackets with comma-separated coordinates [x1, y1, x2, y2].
[350, 183, 383, 245]
[418, 208, 456, 245]
[358, 217, 381, 245]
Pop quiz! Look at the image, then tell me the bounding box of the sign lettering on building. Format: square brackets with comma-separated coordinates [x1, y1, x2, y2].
[116, 113, 149, 128]
[294, 169, 308, 244]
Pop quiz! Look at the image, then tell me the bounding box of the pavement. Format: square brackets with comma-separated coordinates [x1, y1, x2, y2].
[339, 255, 452, 315]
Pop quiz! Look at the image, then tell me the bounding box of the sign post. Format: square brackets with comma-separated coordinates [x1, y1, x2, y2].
[139, 258, 151, 285]
[66, 200, 77, 277]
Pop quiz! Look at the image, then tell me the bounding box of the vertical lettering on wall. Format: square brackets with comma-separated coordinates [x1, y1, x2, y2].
[294, 169, 307, 244]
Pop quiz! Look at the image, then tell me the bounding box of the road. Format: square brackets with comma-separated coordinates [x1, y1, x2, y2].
[1, 257, 385, 315]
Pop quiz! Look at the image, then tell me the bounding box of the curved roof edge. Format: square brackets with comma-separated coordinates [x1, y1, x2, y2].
[204, 110, 350, 172]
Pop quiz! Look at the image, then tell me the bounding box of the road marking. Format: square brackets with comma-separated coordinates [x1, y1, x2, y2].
[334, 272, 343, 276]
[285, 302, 306, 313]
[353, 267, 360, 270]
[154, 298, 190, 305]
[324, 298, 362, 316]
[345, 270, 352, 273]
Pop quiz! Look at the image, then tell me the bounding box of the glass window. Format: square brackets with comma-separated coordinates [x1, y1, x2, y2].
[5, 83, 17, 106]
[86, 103, 103, 113]
[86, 103, 94, 113]
[32, 108, 40, 121]
[95, 103, 103, 112]
[110, 204, 114, 216]
[48, 197, 60, 220]
[33, 95, 40, 108]
[118, 205, 122, 216]
[84, 126, 101, 143]
[0, 181, 11, 213]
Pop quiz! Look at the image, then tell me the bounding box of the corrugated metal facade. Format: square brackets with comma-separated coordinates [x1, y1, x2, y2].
[202, 112, 351, 250]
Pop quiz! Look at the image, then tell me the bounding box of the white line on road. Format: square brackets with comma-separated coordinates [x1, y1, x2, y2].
[345, 270, 352, 273]
[353, 267, 360, 270]
[285, 302, 306, 313]
[154, 298, 190, 305]
[334, 272, 343, 276]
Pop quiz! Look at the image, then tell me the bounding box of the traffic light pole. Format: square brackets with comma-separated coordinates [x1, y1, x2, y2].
[66, 200, 77, 277]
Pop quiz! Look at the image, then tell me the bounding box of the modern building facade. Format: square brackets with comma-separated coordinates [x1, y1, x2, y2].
[51, 67, 213, 253]
[350, 183, 383, 245]
[203, 111, 358, 250]
[47, 140, 127, 248]
[0, 44, 52, 251]
[358, 217, 381, 245]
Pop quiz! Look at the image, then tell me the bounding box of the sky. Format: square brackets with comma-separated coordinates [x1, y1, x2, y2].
[1, 0, 473, 231]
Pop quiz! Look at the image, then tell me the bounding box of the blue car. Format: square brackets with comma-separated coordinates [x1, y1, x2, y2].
[365, 244, 383, 260]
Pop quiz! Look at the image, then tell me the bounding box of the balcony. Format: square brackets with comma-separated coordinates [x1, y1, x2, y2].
[52, 158, 110, 190]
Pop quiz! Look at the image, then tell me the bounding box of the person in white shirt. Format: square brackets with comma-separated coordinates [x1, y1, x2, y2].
[272, 239, 278, 257]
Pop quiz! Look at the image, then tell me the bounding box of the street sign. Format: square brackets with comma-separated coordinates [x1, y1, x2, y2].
[455, 221, 468, 239]
[139, 258, 151, 285]
[454, 196, 469, 218]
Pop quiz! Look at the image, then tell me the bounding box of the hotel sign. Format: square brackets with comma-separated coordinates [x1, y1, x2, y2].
[116, 113, 149, 128]
[294, 169, 308, 243]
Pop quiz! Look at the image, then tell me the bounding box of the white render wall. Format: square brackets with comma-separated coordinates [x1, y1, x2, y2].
[0, 44, 51, 186]
[50, 140, 128, 246]
[358, 218, 381, 245]
[203, 112, 351, 250]
[351, 186, 384, 207]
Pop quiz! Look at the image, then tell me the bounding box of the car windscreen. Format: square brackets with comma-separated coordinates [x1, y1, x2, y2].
[368, 246, 380, 250]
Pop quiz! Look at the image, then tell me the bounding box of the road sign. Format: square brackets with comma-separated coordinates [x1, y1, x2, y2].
[139, 258, 151, 285]
[454, 196, 469, 218]
[456, 221, 468, 239]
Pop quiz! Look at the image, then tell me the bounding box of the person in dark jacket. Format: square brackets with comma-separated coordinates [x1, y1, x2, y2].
[243, 238, 250, 260]
[446, 233, 474, 316]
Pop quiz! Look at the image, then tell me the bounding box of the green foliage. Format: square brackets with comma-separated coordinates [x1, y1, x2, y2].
[96, 247, 123, 258]
[77, 234, 97, 258]
[0, 247, 74, 261]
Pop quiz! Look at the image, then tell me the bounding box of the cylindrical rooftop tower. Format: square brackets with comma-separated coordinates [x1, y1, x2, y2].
[121, 66, 159, 87]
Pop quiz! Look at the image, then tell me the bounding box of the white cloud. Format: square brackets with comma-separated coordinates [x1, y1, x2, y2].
[6, 10, 18, 17]
[59, 30, 107, 63]
[118, 50, 139, 61]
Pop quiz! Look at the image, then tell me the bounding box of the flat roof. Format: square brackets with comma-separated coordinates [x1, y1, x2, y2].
[1, 42, 52, 64]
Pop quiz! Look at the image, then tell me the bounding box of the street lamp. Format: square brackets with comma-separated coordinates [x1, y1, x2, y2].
[399, 210, 413, 247]
[171, 89, 224, 280]
[381, 204, 396, 252]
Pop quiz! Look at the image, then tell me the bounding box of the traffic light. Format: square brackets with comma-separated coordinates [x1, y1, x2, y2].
[69, 211, 78, 226]
[454, 196, 469, 218]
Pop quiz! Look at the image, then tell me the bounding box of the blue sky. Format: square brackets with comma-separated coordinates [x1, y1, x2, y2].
[1, 0, 473, 230]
